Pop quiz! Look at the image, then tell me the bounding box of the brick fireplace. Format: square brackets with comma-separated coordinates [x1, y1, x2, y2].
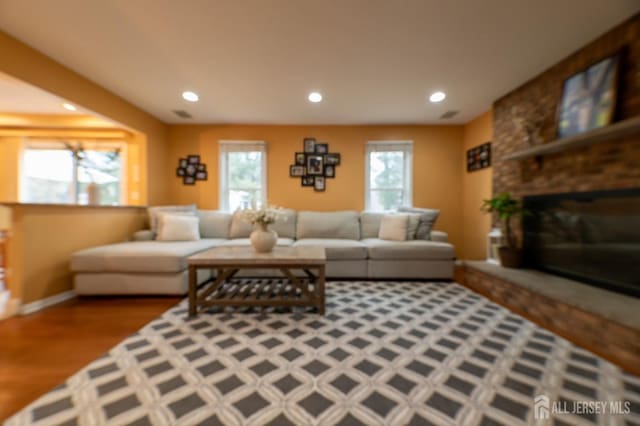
[463, 13, 640, 372]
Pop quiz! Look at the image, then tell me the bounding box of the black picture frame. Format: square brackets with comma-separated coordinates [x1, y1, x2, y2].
[466, 142, 491, 172]
[324, 153, 340, 165]
[557, 53, 620, 139]
[301, 176, 314, 186]
[195, 171, 208, 181]
[187, 155, 201, 164]
[324, 164, 335, 178]
[179, 158, 188, 168]
[314, 176, 326, 192]
[295, 152, 306, 165]
[315, 143, 328, 154]
[303, 138, 316, 153]
[183, 175, 196, 185]
[186, 164, 197, 176]
[290, 165, 305, 177]
[197, 164, 206, 172]
[306, 155, 324, 175]
[176, 167, 185, 177]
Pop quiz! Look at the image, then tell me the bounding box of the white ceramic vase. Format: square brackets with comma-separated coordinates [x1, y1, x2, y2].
[87, 182, 101, 205]
[250, 223, 278, 253]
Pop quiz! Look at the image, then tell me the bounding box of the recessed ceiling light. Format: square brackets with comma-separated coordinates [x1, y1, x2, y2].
[308, 92, 323, 103]
[182, 91, 199, 102]
[62, 102, 77, 111]
[429, 91, 446, 103]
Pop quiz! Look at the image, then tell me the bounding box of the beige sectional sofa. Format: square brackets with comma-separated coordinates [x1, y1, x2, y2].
[71, 209, 456, 295]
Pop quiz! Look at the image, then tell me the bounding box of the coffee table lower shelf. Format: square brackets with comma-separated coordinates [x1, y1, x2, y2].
[188, 265, 325, 316]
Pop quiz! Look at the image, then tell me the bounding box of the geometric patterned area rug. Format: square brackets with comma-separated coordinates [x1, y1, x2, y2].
[6, 281, 640, 426]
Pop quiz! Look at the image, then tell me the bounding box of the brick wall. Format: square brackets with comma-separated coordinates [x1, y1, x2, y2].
[493, 13, 640, 198]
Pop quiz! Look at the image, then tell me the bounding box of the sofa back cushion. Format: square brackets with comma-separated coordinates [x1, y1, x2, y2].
[360, 212, 384, 239]
[197, 210, 232, 239]
[297, 211, 360, 240]
[271, 208, 297, 239]
[148, 204, 196, 234]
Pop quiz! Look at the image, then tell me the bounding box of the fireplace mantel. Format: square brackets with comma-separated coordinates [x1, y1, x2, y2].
[503, 115, 640, 161]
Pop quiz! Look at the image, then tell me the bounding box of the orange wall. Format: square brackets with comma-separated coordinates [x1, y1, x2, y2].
[461, 110, 493, 260]
[4, 204, 146, 303]
[0, 30, 168, 204]
[167, 125, 465, 249]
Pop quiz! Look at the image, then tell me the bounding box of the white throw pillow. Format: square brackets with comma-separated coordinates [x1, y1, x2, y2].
[378, 214, 409, 241]
[157, 214, 200, 241]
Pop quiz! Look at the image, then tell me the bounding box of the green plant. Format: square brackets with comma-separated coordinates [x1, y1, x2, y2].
[481, 192, 527, 249]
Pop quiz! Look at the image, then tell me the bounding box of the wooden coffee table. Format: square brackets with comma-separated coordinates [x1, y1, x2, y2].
[187, 246, 326, 316]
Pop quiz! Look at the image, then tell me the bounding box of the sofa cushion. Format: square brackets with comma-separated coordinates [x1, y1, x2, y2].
[297, 211, 360, 240]
[196, 210, 232, 239]
[148, 204, 197, 234]
[293, 239, 367, 260]
[362, 238, 455, 260]
[271, 208, 297, 239]
[360, 212, 384, 239]
[398, 207, 440, 240]
[221, 238, 294, 247]
[71, 239, 224, 273]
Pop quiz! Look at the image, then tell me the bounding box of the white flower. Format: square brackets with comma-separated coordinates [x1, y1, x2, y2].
[240, 204, 284, 226]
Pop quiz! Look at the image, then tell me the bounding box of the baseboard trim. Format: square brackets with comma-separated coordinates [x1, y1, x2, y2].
[0, 297, 20, 320]
[20, 290, 76, 315]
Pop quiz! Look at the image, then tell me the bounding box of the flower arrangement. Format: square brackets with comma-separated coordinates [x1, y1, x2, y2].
[240, 205, 283, 228]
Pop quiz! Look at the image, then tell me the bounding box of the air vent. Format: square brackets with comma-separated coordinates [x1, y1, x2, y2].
[440, 110, 459, 119]
[172, 110, 193, 119]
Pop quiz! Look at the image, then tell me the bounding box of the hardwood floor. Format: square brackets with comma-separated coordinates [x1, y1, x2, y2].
[0, 296, 180, 422]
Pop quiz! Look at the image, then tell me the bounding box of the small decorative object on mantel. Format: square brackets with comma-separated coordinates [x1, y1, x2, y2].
[176, 155, 208, 185]
[467, 142, 491, 172]
[557, 53, 620, 139]
[481, 193, 528, 268]
[241, 205, 283, 253]
[512, 105, 550, 146]
[290, 138, 341, 191]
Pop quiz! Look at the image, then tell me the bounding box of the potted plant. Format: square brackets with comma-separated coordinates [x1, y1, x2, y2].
[481, 192, 527, 268]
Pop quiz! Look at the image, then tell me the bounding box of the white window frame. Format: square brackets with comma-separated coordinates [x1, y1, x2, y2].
[365, 140, 413, 211]
[219, 140, 267, 211]
[19, 139, 128, 205]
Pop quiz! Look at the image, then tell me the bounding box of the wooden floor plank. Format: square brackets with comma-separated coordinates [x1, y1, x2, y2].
[0, 296, 180, 422]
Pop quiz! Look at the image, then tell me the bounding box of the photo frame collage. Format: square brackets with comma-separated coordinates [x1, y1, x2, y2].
[466, 142, 491, 172]
[176, 155, 208, 185]
[289, 138, 341, 192]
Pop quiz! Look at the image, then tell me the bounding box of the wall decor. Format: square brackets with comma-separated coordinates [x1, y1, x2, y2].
[177, 155, 208, 185]
[467, 142, 491, 172]
[557, 53, 620, 138]
[290, 138, 341, 191]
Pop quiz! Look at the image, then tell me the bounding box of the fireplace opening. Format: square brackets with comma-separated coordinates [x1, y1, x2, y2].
[523, 188, 640, 297]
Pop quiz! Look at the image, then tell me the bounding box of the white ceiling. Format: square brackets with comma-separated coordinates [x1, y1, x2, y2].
[0, 0, 638, 125]
[0, 71, 84, 115]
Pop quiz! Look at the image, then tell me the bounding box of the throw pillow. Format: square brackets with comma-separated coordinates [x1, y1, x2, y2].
[398, 206, 440, 240]
[148, 204, 197, 234]
[156, 214, 200, 241]
[406, 213, 422, 240]
[378, 214, 409, 241]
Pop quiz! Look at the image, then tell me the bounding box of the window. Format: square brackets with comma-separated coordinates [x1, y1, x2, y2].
[219, 141, 267, 211]
[20, 141, 125, 205]
[365, 141, 413, 211]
